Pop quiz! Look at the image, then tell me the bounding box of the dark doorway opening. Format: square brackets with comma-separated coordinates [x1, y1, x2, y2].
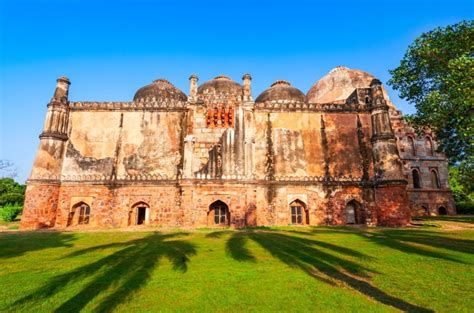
[438, 206, 447, 215]
[137, 207, 147, 225]
[345, 200, 366, 225]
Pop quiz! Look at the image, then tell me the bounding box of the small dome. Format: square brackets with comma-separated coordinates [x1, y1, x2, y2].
[197, 75, 242, 95]
[306, 66, 383, 104]
[133, 79, 187, 102]
[255, 80, 305, 103]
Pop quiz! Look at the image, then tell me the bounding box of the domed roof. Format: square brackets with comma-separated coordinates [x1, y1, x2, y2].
[133, 79, 187, 102]
[255, 80, 305, 103]
[306, 66, 392, 104]
[197, 75, 242, 95]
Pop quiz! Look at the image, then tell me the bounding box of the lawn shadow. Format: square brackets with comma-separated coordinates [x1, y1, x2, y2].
[0, 231, 76, 259]
[371, 229, 474, 260]
[421, 215, 474, 224]
[226, 230, 433, 313]
[308, 226, 472, 263]
[8, 232, 196, 313]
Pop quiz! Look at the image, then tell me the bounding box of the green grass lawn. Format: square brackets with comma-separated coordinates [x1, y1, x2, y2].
[0, 217, 473, 312]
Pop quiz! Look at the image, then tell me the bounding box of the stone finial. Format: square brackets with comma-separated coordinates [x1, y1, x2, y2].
[52, 76, 71, 103]
[189, 74, 198, 100]
[242, 73, 252, 101]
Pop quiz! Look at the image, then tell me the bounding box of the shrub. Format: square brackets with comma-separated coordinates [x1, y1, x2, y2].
[0, 204, 23, 222]
[456, 201, 474, 215]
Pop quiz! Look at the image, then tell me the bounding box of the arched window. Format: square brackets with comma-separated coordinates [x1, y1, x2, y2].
[430, 169, 440, 189]
[412, 169, 422, 189]
[68, 202, 91, 226]
[130, 202, 149, 225]
[365, 96, 370, 104]
[438, 206, 447, 215]
[421, 205, 430, 216]
[209, 200, 230, 226]
[344, 200, 365, 225]
[425, 137, 434, 156]
[289, 200, 309, 225]
[407, 137, 416, 156]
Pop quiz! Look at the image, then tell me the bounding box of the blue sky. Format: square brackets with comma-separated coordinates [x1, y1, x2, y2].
[1, 0, 473, 182]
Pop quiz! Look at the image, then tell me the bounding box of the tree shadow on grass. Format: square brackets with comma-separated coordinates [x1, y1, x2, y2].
[0, 231, 76, 259]
[366, 229, 473, 261]
[420, 216, 474, 224]
[226, 230, 433, 313]
[8, 232, 196, 313]
[308, 227, 473, 263]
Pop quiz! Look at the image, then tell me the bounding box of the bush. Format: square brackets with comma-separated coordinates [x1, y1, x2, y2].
[456, 201, 474, 214]
[0, 204, 23, 222]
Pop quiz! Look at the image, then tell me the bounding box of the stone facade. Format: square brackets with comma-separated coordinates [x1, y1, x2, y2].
[20, 67, 455, 230]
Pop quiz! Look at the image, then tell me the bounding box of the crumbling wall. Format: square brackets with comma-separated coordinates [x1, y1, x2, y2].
[61, 110, 184, 180]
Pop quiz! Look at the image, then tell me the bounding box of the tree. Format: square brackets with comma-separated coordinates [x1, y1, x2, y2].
[388, 21, 473, 207]
[0, 160, 17, 178]
[0, 178, 26, 207]
[388, 20, 473, 164]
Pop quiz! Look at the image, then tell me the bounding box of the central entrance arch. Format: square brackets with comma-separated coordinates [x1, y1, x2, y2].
[208, 200, 230, 226]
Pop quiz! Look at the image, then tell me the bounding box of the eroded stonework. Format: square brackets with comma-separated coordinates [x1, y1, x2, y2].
[20, 67, 455, 230]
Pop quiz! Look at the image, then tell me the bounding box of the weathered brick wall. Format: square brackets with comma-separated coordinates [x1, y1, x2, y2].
[62, 111, 185, 180]
[374, 185, 410, 226]
[20, 183, 60, 229]
[390, 110, 456, 215]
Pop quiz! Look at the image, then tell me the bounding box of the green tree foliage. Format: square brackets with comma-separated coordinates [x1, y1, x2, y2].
[388, 20, 473, 163]
[0, 178, 26, 207]
[389, 21, 474, 208]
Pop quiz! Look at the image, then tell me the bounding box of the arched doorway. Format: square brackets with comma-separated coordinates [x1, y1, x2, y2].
[67, 202, 91, 226]
[344, 200, 365, 225]
[208, 200, 230, 226]
[438, 206, 447, 215]
[130, 202, 150, 225]
[289, 199, 309, 225]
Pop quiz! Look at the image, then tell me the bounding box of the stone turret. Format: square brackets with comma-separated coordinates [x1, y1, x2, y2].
[189, 74, 198, 102]
[369, 78, 410, 226]
[40, 77, 71, 140]
[242, 73, 252, 102]
[21, 77, 72, 229]
[370, 79, 404, 180]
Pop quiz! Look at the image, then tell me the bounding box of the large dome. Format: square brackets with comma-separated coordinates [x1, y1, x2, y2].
[255, 80, 305, 103]
[197, 75, 242, 96]
[306, 66, 392, 104]
[133, 79, 187, 102]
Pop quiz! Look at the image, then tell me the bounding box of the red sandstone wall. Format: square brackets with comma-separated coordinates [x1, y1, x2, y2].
[20, 183, 60, 229]
[374, 185, 411, 227]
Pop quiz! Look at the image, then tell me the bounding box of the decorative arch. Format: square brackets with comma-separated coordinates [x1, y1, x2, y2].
[289, 199, 309, 225]
[130, 201, 150, 226]
[425, 136, 434, 156]
[412, 168, 422, 189]
[430, 169, 440, 189]
[344, 199, 366, 225]
[407, 136, 416, 156]
[438, 206, 447, 215]
[208, 200, 230, 226]
[67, 201, 91, 226]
